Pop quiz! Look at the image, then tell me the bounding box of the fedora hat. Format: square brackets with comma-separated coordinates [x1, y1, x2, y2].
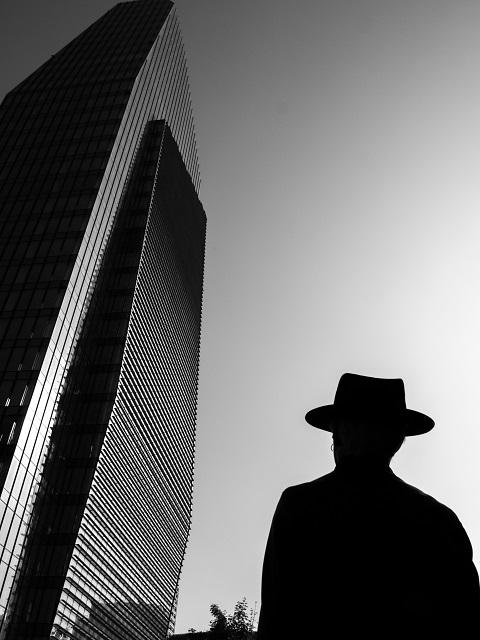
[305, 373, 434, 436]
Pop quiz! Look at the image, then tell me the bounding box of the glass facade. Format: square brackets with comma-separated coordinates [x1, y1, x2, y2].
[0, 2, 206, 638]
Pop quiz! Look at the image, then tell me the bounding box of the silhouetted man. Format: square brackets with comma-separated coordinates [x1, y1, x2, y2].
[257, 374, 480, 638]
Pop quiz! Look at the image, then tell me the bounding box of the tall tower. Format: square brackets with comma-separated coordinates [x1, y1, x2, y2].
[0, 2, 206, 638]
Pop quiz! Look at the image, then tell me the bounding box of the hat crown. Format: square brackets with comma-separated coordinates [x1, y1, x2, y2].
[334, 373, 406, 418]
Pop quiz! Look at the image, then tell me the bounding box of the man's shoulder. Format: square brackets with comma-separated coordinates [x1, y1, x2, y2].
[279, 470, 338, 502]
[275, 472, 339, 520]
[391, 474, 462, 522]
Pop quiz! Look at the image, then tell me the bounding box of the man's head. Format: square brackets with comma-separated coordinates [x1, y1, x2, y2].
[330, 416, 406, 465]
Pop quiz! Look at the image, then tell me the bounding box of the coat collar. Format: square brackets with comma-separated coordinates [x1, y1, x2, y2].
[334, 456, 394, 481]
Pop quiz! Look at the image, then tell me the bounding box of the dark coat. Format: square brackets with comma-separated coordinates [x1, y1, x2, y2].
[258, 457, 480, 639]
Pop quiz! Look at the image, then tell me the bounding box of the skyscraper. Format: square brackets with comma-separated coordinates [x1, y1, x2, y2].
[0, 2, 206, 638]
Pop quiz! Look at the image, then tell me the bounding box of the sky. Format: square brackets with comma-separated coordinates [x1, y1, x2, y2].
[2, 0, 480, 634]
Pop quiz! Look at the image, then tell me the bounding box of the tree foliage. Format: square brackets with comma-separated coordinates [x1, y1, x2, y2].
[209, 604, 228, 638]
[208, 598, 255, 639]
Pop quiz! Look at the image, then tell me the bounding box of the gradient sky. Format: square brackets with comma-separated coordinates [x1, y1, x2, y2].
[2, 0, 480, 634]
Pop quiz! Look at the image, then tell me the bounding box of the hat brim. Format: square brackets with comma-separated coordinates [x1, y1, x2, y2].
[305, 405, 434, 437]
